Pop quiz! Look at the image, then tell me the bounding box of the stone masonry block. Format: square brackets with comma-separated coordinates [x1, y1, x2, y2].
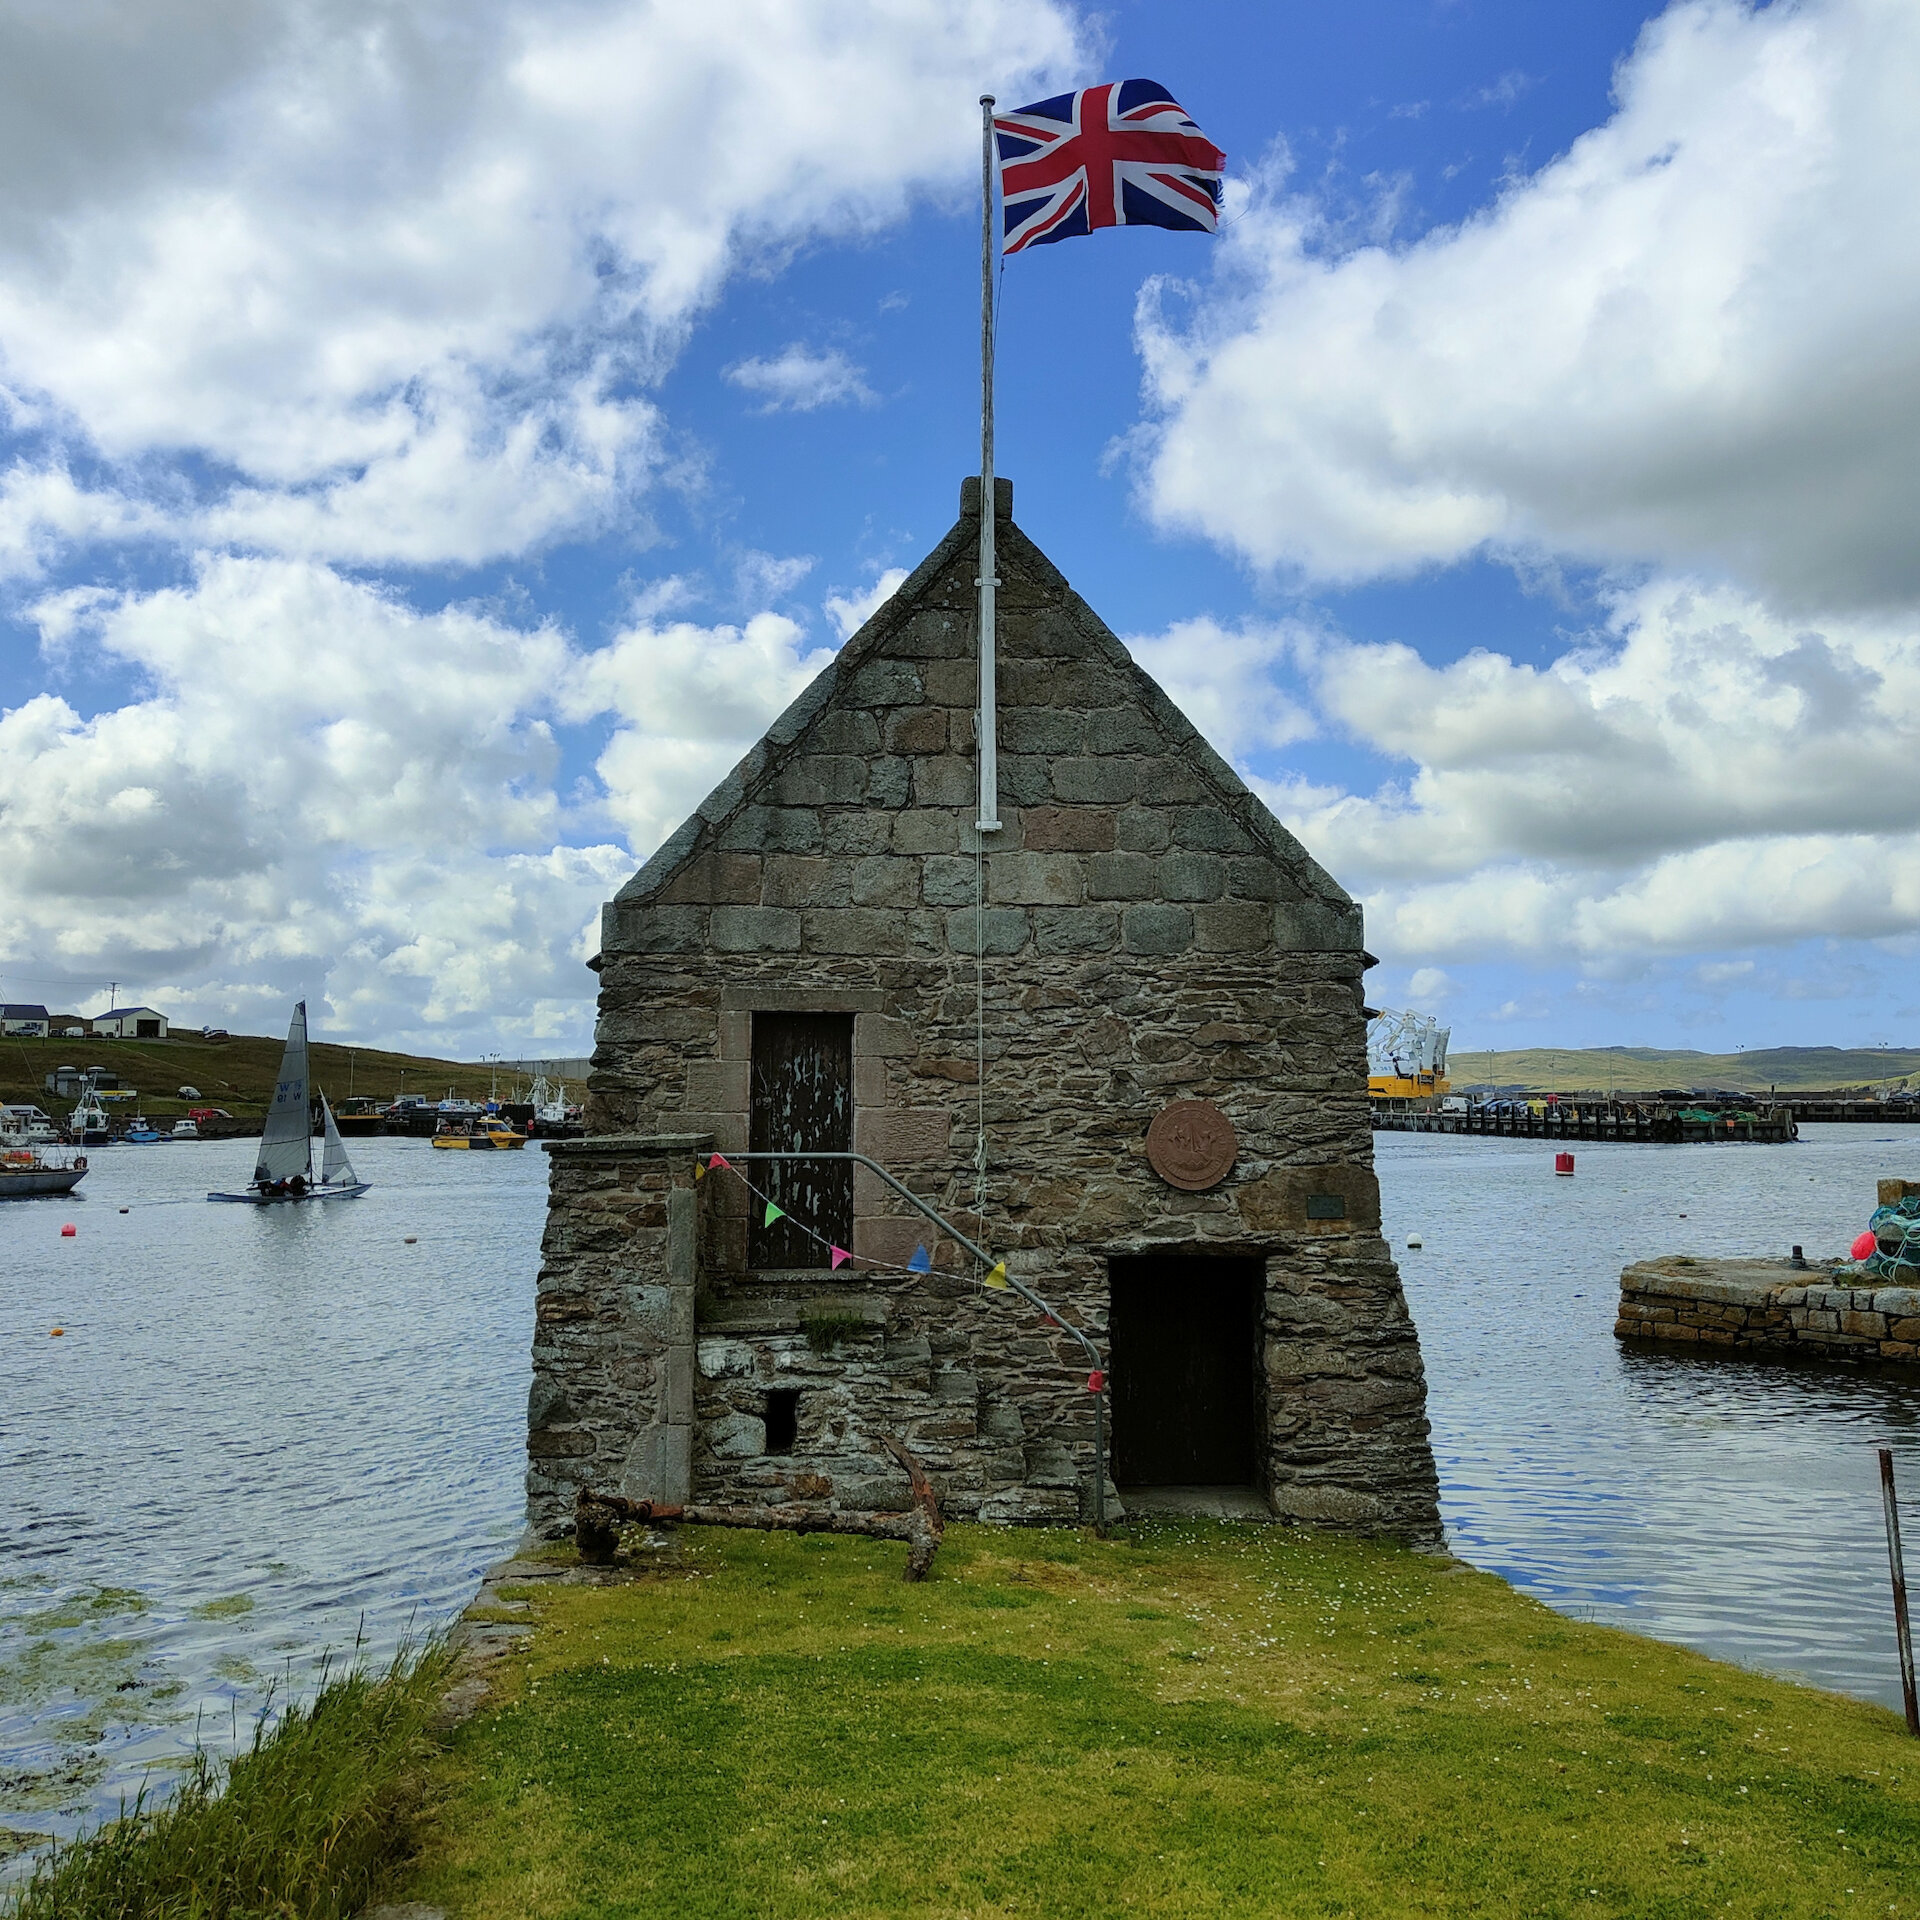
[1051, 757, 1137, 804]
[1173, 806, 1255, 853]
[923, 855, 980, 907]
[684, 1060, 749, 1111]
[771, 754, 869, 806]
[1020, 806, 1116, 851]
[857, 1107, 953, 1163]
[803, 908, 911, 955]
[1002, 707, 1083, 754]
[762, 857, 850, 907]
[605, 903, 707, 954]
[1160, 851, 1226, 901]
[921, 658, 976, 706]
[997, 755, 1053, 808]
[854, 1014, 917, 1057]
[621, 1424, 691, 1504]
[865, 760, 911, 809]
[852, 856, 920, 907]
[716, 806, 822, 854]
[842, 659, 925, 706]
[1114, 807, 1172, 852]
[1086, 852, 1158, 900]
[892, 809, 960, 855]
[1034, 907, 1120, 955]
[1275, 898, 1364, 953]
[988, 851, 1085, 906]
[854, 1214, 932, 1267]
[657, 852, 762, 906]
[914, 757, 976, 807]
[823, 812, 894, 856]
[1226, 857, 1289, 901]
[1122, 903, 1195, 956]
[884, 707, 948, 754]
[1085, 708, 1163, 754]
[853, 1055, 890, 1105]
[711, 905, 802, 952]
[945, 907, 1031, 954]
[1195, 902, 1274, 952]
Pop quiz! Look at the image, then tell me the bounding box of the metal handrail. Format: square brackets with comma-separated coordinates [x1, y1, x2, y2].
[724, 1149, 1108, 1527]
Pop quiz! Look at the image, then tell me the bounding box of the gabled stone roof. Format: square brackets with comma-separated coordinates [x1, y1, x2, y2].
[611, 477, 1357, 950]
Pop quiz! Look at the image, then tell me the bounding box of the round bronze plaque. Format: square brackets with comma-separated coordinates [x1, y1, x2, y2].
[1144, 1100, 1237, 1191]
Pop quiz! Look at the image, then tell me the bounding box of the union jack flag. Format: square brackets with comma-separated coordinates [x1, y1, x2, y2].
[994, 80, 1224, 255]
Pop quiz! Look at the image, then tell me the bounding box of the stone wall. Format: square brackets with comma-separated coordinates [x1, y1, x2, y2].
[525, 479, 1442, 1546]
[1617, 1256, 1920, 1366]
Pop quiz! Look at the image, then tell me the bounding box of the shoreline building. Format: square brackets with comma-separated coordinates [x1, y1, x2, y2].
[528, 480, 1440, 1541]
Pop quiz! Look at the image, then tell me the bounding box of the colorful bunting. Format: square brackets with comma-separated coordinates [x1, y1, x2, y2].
[709, 1152, 731, 1171]
[692, 1158, 706, 1180]
[830, 1245, 851, 1270]
[763, 1200, 786, 1227]
[1087, 1369, 1106, 1393]
[983, 1261, 1009, 1290]
[907, 1244, 931, 1274]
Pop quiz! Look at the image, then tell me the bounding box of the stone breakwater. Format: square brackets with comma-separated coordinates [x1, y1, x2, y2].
[1616, 1256, 1920, 1367]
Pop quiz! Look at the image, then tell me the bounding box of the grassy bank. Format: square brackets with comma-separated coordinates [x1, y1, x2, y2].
[0, 1031, 530, 1126]
[10, 1646, 451, 1920]
[399, 1524, 1919, 1918]
[1457, 1043, 1920, 1096]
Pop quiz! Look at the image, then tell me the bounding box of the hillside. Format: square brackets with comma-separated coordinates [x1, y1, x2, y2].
[1451, 1043, 1920, 1095]
[0, 1030, 580, 1123]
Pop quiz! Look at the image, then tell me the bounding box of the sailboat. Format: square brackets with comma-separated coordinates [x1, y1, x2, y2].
[207, 1001, 369, 1203]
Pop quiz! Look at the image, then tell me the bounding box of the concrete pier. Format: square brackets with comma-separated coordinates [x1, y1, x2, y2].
[1617, 1256, 1920, 1368]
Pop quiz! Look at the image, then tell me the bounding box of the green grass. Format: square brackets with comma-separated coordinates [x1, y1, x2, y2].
[1454, 1043, 1920, 1095]
[9, 1644, 453, 1920]
[397, 1524, 1920, 1918]
[0, 1028, 533, 1123]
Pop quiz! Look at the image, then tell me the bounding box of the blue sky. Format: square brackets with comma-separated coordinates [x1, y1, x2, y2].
[4, 0, 1918, 1055]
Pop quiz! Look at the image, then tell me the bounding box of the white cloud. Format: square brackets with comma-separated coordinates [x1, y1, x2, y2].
[0, 559, 846, 1049]
[570, 608, 838, 851]
[0, 0, 1084, 568]
[1225, 577, 1920, 965]
[1139, 0, 1920, 612]
[1122, 616, 1316, 762]
[726, 345, 876, 414]
[824, 566, 909, 640]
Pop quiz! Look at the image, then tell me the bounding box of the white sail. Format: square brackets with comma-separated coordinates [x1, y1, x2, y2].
[253, 1001, 313, 1186]
[318, 1091, 357, 1188]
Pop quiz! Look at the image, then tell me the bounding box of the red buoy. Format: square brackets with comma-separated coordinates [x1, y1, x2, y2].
[60, 1222, 77, 1237]
[1554, 1152, 1575, 1176]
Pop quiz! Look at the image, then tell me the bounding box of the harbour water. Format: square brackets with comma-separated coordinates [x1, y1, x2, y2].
[3, 1124, 1918, 1861]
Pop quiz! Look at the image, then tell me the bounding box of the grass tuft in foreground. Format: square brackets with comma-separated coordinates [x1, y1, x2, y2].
[11, 1642, 452, 1920]
[404, 1522, 1920, 1919]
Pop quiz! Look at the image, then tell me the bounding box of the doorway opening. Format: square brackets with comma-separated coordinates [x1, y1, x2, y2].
[1108, 1253, 1263, 1491]
[749, 1012, 853, 1267]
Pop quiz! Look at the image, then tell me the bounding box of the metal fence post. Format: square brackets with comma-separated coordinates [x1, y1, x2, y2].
[1879, 1447, 1920, 1737]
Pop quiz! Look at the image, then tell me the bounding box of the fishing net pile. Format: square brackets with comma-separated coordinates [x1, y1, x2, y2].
[1840, 1196, 1920, 1282]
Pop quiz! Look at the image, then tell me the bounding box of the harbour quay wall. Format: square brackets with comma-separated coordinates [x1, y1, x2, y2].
[1617, 1257, 1920, 1368]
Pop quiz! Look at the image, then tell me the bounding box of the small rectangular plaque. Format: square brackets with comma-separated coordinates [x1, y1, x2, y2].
[1306, 1192, 1347, 1220]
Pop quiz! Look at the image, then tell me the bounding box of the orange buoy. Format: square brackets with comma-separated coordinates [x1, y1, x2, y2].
[60, 1223, 77, 1237]
[50, 1327, 65, 1337]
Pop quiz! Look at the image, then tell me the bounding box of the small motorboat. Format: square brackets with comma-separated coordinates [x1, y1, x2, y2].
[431, 1115, 526, 1150]
[170, 1117, 201, 1140]
[124, 1117, 164, 1143]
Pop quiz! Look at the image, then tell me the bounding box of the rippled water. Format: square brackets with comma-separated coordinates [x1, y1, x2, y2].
[1379, 1123, 1920, 1712]
[4, 1122, 1919, 1863]
[0, 1137, 538, 1862]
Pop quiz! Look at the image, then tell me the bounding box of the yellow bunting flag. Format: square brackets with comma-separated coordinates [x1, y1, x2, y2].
[763, 1200, 785, 1227]
[693, 1159, 706, 1180]
[983, 1261, 1009, 1290]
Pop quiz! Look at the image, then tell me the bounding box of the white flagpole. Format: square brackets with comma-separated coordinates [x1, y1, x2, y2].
[975, 93, 1001, 834]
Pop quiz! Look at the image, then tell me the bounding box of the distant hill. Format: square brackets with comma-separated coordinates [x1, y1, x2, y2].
[1452, 1044, 1920, 1095]
[0, 1030, 567, 1121]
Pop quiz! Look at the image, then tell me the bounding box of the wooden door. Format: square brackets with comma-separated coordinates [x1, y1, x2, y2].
[1108, 1255, 1261, 1486]
[749, 1012, 854, 1268]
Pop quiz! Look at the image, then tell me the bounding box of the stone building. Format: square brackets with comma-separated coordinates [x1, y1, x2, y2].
[528, 478, 1441, 1542]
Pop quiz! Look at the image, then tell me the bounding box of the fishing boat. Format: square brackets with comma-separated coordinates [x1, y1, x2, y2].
[0, 1144, 89, 1198]
[207, 1002, 368, 1203]
[170, 1117, 201, 1140]
[70, 1075, 112, 1146]
[124, 1116, 164, 1143]
[431, 1115, 525, 1150]
[1, 1103, 90, 1196]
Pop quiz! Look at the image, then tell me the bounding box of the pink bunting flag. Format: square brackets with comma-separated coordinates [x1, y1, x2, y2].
[709, 1152, 731, 1171]
[830, 1246, 851, 1270]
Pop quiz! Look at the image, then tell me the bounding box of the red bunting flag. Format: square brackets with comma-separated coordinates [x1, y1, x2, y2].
[1086, 1369, 1106, 1393]
[709, 1153, 731, 1171]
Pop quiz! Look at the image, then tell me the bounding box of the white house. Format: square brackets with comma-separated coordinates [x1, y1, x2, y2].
[93, 1006, 169, 1039]
[0, 1003, 50, 1037]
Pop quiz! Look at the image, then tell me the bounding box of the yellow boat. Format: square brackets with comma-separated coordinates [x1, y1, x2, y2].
[431, 1116, 526, 1150]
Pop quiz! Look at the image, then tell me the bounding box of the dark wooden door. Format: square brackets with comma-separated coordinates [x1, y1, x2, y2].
[749, 1013, 854, 1268]
[1108, 1255, 1261, 1486]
